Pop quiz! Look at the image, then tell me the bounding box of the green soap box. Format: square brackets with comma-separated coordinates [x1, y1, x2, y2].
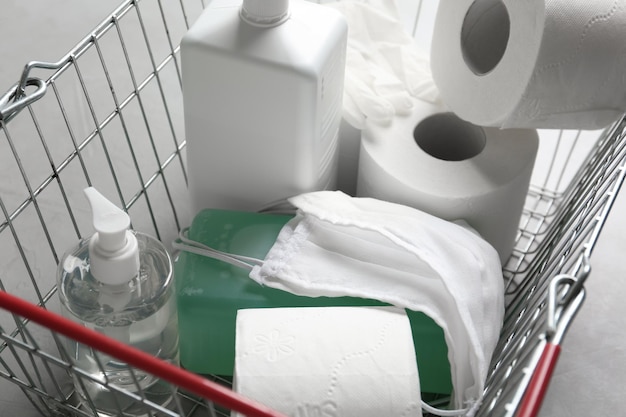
[175, 209, 452, 395]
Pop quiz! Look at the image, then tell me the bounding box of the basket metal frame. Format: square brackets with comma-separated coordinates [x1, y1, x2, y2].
[1, 1, 626, 416]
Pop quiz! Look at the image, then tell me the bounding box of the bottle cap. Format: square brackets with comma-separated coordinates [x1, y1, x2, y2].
[241, 0, 289, 27]
[84, 187, 140, 285]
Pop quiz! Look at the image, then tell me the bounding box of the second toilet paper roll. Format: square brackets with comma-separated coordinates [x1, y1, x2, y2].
[357, 99, 538, 264]
[431, 0, 626, 130]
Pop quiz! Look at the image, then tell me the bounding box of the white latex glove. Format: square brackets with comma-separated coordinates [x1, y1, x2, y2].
[326, 1, 440, 129]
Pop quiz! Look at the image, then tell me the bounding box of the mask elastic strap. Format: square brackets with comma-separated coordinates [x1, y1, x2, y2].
[421, 401, 470, 417]
[173, 228, 264, 271]
[174, 228, 474, 417]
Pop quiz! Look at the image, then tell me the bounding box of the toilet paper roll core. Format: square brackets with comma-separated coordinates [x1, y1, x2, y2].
[460, 0, 510, 76]
[414, 113, 486, 161]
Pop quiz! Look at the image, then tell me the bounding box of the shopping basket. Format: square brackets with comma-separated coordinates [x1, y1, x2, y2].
[1, 1, 625, 416]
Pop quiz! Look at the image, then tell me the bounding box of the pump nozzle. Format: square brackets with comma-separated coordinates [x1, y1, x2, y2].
[84, 187, 140, 285]
[85, 187, 130, 252]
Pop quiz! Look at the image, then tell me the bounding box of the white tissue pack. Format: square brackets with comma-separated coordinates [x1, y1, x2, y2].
[234, 307, 423, 417]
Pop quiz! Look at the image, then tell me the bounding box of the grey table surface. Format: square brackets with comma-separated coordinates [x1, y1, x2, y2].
[0, 1, 624, 416]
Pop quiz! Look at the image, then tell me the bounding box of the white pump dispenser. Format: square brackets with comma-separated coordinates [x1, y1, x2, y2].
[84, 187, 140, 285]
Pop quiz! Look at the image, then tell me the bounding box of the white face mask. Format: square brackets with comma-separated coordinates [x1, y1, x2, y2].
[175, 191, 504, 417]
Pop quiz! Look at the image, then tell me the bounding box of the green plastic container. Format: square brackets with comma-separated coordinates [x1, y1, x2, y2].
[175, 209, 452, 395]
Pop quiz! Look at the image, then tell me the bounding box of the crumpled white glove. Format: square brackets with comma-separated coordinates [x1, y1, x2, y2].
[325, 0, 440, 129]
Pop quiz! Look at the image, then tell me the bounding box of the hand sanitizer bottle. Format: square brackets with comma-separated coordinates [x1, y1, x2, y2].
[181, 0, 348, 213]
[57, 187, 178, 416]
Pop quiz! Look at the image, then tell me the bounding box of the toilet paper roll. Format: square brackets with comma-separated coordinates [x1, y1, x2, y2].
[431, 0, 626, 130]
[336, 118, 362, 196]
[233, 307, 422, 417]
[357, 99, 538, 264]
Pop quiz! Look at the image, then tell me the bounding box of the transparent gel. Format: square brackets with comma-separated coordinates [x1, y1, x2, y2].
[58, 233, 178, 416]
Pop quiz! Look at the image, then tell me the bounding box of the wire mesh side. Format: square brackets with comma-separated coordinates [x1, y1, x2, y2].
[0, 0, 203, 415]
[0, 0, 196, 303]
[476, 118, 626, 416]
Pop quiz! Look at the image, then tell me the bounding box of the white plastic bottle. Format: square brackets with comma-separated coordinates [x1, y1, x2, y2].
[57, 187, 178, 416]
[181, 0, 347, 212]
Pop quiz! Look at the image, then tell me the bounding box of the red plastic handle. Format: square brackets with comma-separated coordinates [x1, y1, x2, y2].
[0, 290, 287, 417]
[516, 342, 562, 417]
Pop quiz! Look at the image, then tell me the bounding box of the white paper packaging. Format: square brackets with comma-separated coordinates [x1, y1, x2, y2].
[233, 306, 422, 417]
[431, 0, 626, 130]
[357, 99, 538, 264]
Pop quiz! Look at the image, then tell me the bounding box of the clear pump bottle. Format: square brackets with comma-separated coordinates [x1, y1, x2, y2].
[57, 187, 178, 416]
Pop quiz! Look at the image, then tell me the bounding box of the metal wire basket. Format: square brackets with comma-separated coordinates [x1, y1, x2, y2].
[1, 1, 625, 416]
